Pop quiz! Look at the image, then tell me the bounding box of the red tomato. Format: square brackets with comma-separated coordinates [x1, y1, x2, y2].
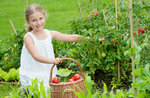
[138, 29, 141, 32]
[141, 29, 144, 34]
[115, 42, 118, 45]
[70, 76, 75, 81]
[74, 74, 81, 80]
[52, 77, 59, 83]
[95, 12, 99, 15]
[68, 79, 74, 82]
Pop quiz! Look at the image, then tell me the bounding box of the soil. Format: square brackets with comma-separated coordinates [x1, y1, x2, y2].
[58, 63, 132, 94]
[93, 69, 132, 93]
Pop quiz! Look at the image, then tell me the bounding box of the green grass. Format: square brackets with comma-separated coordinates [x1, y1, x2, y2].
[0, 0, 80, 97]
[0, 0, 80, 40]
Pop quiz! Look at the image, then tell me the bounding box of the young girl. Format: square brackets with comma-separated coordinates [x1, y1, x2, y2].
[19, 4, 105, 91]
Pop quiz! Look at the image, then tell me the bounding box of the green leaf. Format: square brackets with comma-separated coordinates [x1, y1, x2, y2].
[131, 83, 140, 88]
[57, 68, 72, 77]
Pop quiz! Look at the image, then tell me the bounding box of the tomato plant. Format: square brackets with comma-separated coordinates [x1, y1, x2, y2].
[0, 29, 25, 71]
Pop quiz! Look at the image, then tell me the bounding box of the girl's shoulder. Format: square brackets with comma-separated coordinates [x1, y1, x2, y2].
[23, 32, 34, 43]
[23, 32, 31, 39]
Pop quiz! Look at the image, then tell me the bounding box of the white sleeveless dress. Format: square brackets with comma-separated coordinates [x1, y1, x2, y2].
[19, 29, 57, 91]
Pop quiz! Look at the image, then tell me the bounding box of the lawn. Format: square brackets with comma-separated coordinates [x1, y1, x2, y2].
[0, 0, 80, 40]
[0, 0, 79, 97]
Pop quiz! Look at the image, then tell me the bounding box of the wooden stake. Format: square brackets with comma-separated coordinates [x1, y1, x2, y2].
[102, 10, 108, 25]
[115, 0, 118, 31]
[134, 0, 136, 4]
[112, 0, 114, 4]
[129, 0, 136, 96]
[9, 19, 17, 36]
[78, 0, 83, 17]
[26, 0, 28, 7]
[115, 0, 120, 79]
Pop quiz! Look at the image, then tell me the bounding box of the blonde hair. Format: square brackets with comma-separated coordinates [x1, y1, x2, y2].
[25, 4, 46, 32]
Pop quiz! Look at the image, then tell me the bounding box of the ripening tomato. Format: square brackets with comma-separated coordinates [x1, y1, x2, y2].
[95, 12, 99, 15]
[138, 29, 141, 32]
[74, 74, 81, 80]
[133, 32, 137, 36]
[52, 77, 59, 83]
[138, 31, 141, 34]
[68, 79, 74, 82]
[101, 53, 106, 58]
[4, 57, 8, 61]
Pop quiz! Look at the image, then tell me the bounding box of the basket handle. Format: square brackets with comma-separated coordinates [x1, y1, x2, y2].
[49, 58, 85, 83]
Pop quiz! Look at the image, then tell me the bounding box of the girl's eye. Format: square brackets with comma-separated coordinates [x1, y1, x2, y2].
[32, 19, 36, 22]
[40, 17, 43, 20]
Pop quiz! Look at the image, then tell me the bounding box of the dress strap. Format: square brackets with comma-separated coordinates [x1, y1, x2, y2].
[44, 29, 52, 40]
[28, 32, 37, 42]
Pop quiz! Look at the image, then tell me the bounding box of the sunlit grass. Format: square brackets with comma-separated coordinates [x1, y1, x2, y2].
[0, 0, 79, 40]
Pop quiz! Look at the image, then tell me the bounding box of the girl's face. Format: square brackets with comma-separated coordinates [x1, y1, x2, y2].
[28, 11, 45, 32]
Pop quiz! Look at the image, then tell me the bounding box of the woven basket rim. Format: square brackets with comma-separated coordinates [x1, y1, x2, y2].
[49, 77, 84, 86]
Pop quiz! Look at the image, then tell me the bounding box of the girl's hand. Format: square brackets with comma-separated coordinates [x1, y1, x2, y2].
[54, 58, 62, 64]
[98, 38, 105, 42]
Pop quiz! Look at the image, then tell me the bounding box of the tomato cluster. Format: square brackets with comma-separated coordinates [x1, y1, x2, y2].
[52, 74, 81, 83]
[68, 74, 81, 82]
[88, 11, 99, 18]
[133, 27, 146, 36]
[112, 39, 118, 45]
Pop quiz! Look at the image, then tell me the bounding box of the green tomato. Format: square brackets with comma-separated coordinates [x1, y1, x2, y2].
[101, 53, 106, 58]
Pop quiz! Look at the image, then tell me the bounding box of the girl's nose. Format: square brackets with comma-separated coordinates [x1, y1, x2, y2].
[37, 20, 40, 25]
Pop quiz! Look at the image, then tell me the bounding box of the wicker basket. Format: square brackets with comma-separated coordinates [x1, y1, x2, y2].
[49, 58, 86, 98]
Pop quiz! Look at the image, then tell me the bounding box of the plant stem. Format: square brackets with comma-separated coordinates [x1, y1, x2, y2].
[112, 0, 114, 4]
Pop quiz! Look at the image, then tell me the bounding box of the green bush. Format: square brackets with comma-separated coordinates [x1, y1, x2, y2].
[0, 29, 25, 71]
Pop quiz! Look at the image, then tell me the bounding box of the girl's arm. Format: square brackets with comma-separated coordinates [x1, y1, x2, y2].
[24, 34, 61, 64]
[50, 30, 105, 42]
[50, 31, 82, 42]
